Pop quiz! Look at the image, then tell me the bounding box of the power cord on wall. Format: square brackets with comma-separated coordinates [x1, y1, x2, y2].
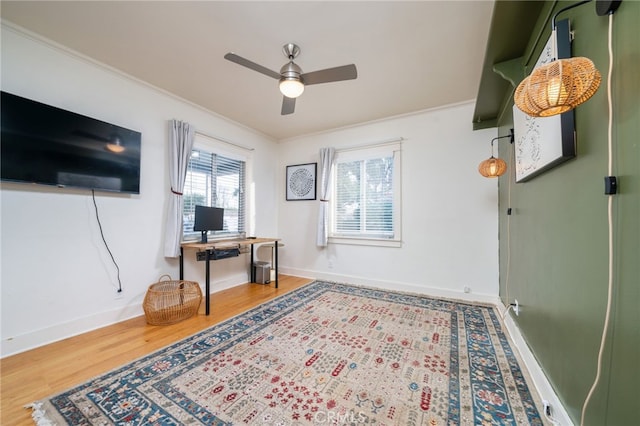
[580, 11, 616, 426]
[91, 189, 123, 293]
[501, 137, 515, 321]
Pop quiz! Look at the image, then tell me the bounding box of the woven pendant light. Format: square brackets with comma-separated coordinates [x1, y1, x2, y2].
[478, 129, 513, 178]
[514, 56, 601, 117]
[478, 156, 507, 178]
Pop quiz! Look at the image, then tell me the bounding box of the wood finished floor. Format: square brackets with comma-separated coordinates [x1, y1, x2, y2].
[0, 275, 313, 425]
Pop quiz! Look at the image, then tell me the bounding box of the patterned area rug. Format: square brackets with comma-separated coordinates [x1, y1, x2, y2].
[30, 281, 545, 425]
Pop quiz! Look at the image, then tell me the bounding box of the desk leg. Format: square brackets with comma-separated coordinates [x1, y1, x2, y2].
[205, 250, 211, 315]
[179, 247, 184, 280]
[274, 243, 279, 289]
[250, 243, 255, 283]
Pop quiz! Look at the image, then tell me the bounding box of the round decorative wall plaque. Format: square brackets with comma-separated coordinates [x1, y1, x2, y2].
[286, 163, 317, 200]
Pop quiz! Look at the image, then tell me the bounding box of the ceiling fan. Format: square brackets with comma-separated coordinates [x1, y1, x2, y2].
[224, 43, 357, 115]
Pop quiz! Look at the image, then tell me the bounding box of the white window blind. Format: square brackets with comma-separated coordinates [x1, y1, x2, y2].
[182, 139, 247, 240]
[331, 141, 401, 244]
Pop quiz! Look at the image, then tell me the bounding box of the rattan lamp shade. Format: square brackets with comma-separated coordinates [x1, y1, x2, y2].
[478, 156, 507, 178]
[514, 57, 601, 117]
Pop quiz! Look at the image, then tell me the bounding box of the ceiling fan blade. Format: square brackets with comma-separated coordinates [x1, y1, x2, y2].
[281, 96, 296, 115]
[224, 53, 281, 80]
[301, 64, 357, 86]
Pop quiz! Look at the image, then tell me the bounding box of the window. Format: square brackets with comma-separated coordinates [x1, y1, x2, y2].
[330, 141, 402, 246]
[182, 135, 247, 241]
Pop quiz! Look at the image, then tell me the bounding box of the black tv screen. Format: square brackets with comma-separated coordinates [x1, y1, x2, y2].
[1, 91, 141, 194]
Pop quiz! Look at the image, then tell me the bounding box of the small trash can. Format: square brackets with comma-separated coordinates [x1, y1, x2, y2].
[254, 261, 271, 284]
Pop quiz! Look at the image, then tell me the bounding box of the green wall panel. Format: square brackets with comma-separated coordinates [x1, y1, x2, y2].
[493, 1, 639, 424]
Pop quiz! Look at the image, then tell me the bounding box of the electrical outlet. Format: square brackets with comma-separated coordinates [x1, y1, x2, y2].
[514, 299, 520, 316]
[543, 400, 551, 416]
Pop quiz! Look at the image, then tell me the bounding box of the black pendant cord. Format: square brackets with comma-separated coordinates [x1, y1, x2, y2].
[552, 0, 621, 30]
[91, 189, 123, 293]
[551, 0, 592, 30]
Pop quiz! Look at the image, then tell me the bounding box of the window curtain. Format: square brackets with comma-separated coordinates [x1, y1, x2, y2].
[164, 120, 196, 258]
[316, 147, 336, 247]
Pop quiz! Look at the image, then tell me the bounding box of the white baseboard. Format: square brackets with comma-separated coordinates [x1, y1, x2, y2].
[503, 313, 573, 425]
[1, 303, 143, 358]
[1, 273, 250, 358]
[280, 266, 501, 305]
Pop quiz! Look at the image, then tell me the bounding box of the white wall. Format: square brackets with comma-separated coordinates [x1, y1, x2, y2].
[276, 103, 500, 301]
[1, 24, 501, 358]
[0, 24, 278, 357]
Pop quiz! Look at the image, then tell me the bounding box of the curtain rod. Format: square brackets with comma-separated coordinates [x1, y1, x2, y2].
[337, 137, 404, 153]
[195, 130, 255, 152]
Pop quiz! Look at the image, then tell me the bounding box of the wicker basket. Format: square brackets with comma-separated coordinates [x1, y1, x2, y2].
[143, 275, 202, 325]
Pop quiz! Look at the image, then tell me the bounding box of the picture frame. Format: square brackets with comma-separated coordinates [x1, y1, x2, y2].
[286, 163, 317, 201]
[514, 19, 576, 182]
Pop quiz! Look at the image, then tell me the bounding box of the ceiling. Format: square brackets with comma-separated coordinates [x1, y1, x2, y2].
[1, 1, 495, 141]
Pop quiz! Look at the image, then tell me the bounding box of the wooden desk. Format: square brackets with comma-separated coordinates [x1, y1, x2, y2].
[180, 237, 280, 315]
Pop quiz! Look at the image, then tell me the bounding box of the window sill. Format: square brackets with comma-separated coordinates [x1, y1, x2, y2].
[328, 236, 402, 248]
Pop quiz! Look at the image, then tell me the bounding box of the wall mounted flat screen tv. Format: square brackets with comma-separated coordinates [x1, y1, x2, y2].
[1, 91, 142, 194]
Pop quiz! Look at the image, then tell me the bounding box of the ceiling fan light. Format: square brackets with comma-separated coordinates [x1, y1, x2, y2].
[279, 78, 305, 98]
[514, 57, 601, 118]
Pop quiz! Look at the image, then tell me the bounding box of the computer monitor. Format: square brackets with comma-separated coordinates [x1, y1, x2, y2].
[193, 205, 224, 243]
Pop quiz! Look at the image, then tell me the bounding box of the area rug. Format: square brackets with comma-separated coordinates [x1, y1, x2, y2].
[29, 281, 544, 425]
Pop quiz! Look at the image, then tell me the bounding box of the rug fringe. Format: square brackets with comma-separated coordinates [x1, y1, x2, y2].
[25, 402, 56, 426]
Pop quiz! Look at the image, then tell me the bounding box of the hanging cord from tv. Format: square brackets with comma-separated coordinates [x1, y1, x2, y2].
[580, 11, 616, 426]
[91, 189, 123, 293]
